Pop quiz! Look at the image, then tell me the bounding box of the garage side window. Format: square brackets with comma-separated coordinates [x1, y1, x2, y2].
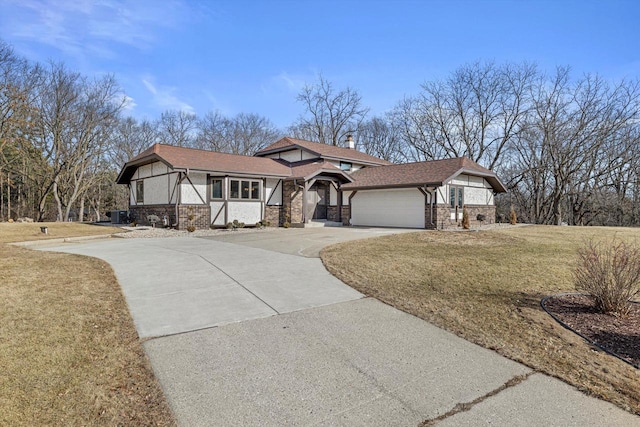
[449, 186, 463, 209]
[211, 178, 223, 199]
[136, 180, 144, 204]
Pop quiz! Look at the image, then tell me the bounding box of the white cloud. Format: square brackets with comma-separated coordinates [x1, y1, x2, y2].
[276, 72, 307, 91]
[260, 71, 316, 96]
[142, 75, 194, 113]
[1, 0, 195, 59]
[122, 94, 137, 111]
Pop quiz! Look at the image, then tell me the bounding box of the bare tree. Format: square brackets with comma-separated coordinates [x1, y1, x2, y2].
[156, 109, 197, 147]
[290, 74, 369, 145]
[196, 112, 281, 155]
[395, 62, 536, 168]
[109, 116, 158, 167]
[357, 115, 406, 163]
[0, 41, 44, 220]
[507, 68, 640, 225]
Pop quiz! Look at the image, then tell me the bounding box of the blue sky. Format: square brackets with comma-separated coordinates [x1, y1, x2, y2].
[1, 0, 638, 128]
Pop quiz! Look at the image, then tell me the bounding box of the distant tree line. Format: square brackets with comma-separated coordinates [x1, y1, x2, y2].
[1, 38, 639, 226]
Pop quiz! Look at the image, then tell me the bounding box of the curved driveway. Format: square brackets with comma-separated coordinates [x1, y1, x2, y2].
[42, 228, 639, 426]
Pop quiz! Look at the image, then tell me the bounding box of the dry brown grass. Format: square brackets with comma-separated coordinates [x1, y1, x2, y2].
[321, 225, 640, 415]
[0, 222, 121, 244]
[0, 222, 175, 426]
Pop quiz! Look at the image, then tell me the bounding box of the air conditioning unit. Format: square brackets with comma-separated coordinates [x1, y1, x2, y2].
[110, 210, 129, 224]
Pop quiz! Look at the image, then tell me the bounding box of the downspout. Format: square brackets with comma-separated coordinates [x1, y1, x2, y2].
[175, 172, 181, 228]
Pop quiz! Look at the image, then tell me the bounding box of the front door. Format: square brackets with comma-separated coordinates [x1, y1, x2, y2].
[308, 183, 328, 220]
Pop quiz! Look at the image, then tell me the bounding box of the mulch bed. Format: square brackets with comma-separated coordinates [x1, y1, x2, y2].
[542, 294, 640, 368]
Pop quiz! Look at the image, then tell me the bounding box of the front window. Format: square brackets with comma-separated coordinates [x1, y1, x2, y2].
[450, 186, 463, 209]
[211, 179, 223, 199]
[230, 179, 261, 200]
[230, 180, 240, 199]
[136, 180, 144, 204]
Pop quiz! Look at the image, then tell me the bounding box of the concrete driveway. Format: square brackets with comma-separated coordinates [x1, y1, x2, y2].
[42, 228, 639, 426]
[42, 234, 362, 338]
[201, 226, 416, 258]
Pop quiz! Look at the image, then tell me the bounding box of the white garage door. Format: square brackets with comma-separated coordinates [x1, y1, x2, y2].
[351, 188, 425, 228]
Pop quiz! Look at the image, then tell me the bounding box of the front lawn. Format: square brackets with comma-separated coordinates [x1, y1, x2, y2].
[321, 225, 640, 415]
[0, 222, 175, 426]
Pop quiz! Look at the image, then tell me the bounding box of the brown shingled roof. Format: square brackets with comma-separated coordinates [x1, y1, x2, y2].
[255, 137, 393, 166]
[341, 157, 506, 192]
[117, 144, 291, 184]
[289, 161, 353, 182]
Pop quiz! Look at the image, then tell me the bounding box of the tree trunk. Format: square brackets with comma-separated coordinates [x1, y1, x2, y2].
[79, 196, 85, 223]
[0, 171, 4, 221]
[7, 174, 11, 221]
[53, 179, 64, 221]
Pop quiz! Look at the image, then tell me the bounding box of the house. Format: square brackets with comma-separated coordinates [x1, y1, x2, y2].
[116, 137, 506, 230]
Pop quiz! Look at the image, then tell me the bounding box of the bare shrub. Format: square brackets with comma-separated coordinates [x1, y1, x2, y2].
[462, 207, 470, 229]
[509, 206, 517, 225]
[574, 239, 640, 316]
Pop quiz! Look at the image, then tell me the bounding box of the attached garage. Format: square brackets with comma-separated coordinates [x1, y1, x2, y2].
[350, 188, 425, 228]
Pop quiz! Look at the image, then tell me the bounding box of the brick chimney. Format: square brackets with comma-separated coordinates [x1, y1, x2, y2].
[346, 134, 355, 149]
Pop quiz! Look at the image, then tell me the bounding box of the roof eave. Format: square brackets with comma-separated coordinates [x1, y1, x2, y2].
[115, 154, 173, 184]
[301, 168, 354, 183]
[443, 168, 507, 193]
[320, 154, 391, 167]
[342, 181, 443, 191]
[255, 144, 321, 159]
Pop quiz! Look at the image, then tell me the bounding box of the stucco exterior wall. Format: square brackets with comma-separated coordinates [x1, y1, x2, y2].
[342, 191, 352, 205]
[169, 173, 179, 203]
[181, 172, 207, 204]
[227, 202, 262, 225]
[442, 175, 494, 207]
[266, 149, 316, 163]
[210, 201, 226, 226]
[465, 186, 494, 205]
[329, 185, 338, 205]
[265, 178, 282, 205]
[143, 175, 170, 204]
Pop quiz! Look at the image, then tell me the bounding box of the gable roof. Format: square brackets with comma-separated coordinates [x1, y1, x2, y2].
[116, 143, 292, 184]
[289, 160, 354, 182]
[255, 137, 393, 166]
[341, 157, 507, 192]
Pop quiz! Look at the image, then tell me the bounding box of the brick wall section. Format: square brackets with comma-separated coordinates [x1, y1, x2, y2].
[341, 206, 351, 225]
[424, 205, 437, 229]
[283, 180, 303, 224]
[465, 205, 496, 226]
[432, 204, 496, 229]
[177, 205, 211, 230]
[130, 205, 176, 227]
[327, 206, 339, 222]
[264, 205, 283, 226]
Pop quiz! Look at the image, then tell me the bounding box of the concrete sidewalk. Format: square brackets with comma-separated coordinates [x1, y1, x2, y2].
[41, 233, 640, 426]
